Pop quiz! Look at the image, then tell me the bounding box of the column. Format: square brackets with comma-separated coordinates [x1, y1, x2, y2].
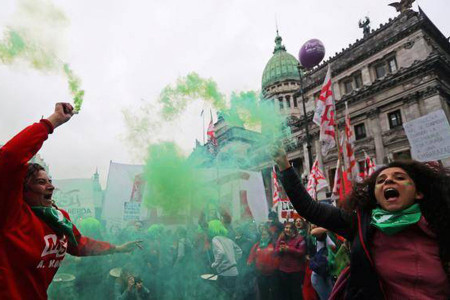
[315, 139, 323, 168]
[303, 141, 310, 174]
[368, 109, 385, 165]
[404, 96, 421, 121]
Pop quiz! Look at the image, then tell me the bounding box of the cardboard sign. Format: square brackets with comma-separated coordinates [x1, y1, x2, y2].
[403, 109, 450, 162]
[123, 202, 141, 221]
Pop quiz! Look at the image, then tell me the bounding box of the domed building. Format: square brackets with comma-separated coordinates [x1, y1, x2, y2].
[260, 32, 308, 178]
[268, 7, 450, 197]
[261, 32, 303, 120]
[192, 6, 450, 209]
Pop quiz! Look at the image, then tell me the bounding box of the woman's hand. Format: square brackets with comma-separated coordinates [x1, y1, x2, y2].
[127, 276, 135, 291]
[115, 240, 143, 253]
[271, 145, 291, 171]
[311, 227, 328, 237]
[47, 103, 75, 129]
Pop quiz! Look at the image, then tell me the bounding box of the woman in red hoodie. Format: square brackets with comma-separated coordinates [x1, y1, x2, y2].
[0, 103, 142, 300]
[247, 224, 279, 300]
[276, 221, 306, 300]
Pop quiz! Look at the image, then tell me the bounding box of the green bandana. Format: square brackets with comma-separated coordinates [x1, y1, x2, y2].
[259, 237, 270, 249]
[299, 229, 307, 238]
[31, 206, 78, 246]
[371, 203, 422, 235]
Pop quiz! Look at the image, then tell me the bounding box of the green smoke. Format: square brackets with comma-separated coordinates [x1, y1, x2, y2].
[223, 90, 287, 138]
[0, 30, 26, 62]
[64, 63, 85, 111]
[218, 90, 291, 167]
[122, 102, 161, 161]
[78, 217, 101, 238]
[143, 142, 218, 216]
[124, 72, 291, 225]
[159, 72, 226, 120]
[125, 74, 291, 163]
[0, 29, 57, 70]
[0, 0, 85, 111]
[147, 223, 165, 238]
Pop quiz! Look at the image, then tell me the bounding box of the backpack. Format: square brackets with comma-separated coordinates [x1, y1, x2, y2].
[309, 246, 329, 278]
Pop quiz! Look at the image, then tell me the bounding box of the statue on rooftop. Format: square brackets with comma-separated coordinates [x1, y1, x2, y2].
[358, 17, 371, 37]
[389, 0, 415, 13]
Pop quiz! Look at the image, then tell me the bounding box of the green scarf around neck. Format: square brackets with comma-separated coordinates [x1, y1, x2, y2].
[259, 237, 270, 249]
[299, 229, 307, 238]
[371, 203, 422, 235]
[31, 206, 78, 246]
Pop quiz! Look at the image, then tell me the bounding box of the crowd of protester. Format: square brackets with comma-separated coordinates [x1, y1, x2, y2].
[50, 208, 348, 300]
[4, 103, 448, 299]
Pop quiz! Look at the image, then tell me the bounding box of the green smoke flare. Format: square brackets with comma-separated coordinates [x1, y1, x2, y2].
[159, 72, 226, 120]
[63, 63, 85, 111]
[0, 30, 26, 62]
[0, 29, 57, 70]
[143, 142, 217, 216]
[0, 0, 85, 112]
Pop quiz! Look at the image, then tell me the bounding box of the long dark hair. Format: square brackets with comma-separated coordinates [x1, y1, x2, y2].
[348, 160, 450, 275]
[24, 163, 45, 190]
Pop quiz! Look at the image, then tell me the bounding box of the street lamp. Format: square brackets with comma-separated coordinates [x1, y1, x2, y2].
[296, 63, 313, 172]
[296, 39, 326, 172]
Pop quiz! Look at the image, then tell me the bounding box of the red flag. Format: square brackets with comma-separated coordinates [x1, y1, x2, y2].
[207, 110, 218, 148]
[306, 159, 328, 200]
[314, 66, 336, 156]
[332, 134, 353, 205]
[363, 151, 377, 178]
[332, 167, 353, 207]
[338, 170, 353, 208]
[272, 166, 280, 208]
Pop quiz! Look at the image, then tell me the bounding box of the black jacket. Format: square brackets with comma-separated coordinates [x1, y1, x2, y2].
[280, 167, 385, 299]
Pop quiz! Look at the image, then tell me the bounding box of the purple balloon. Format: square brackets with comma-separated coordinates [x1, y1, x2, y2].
[299, 39, 325, 69]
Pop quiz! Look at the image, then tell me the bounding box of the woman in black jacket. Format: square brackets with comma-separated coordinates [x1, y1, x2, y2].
[272, 148, 450, 299]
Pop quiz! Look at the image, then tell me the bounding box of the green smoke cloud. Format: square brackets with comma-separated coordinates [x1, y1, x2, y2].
[123, 72, 293, 228]
[159, 72, 226, 120]
[0, 29, 58, 70]
[78, 217, 102, 238]
[143, 142, 219, 216]
[64, 63, 85, 112]
[0, 0, 85, 111]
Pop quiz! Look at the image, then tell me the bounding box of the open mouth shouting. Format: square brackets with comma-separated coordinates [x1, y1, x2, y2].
[375, 167, 423, 211]
[384, 188, 400, 202]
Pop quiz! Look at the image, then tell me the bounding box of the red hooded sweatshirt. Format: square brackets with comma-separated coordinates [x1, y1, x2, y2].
[0, 120, 114, 300]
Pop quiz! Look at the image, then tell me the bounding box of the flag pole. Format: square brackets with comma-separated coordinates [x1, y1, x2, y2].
[334, 111, 347, 201]
[202, 109, 206, 145]
[314, 183, 317, 201]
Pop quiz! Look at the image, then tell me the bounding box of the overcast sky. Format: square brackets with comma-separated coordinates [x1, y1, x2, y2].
[0, 0, 448, 186]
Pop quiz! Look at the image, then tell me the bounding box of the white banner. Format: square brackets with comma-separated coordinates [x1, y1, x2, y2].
[103, 162, 268, 226]
[201, 168, 269, 223]
[102, 162, 146, 228]
[52, 178, 98, 224]
[403, 110, 450, 162]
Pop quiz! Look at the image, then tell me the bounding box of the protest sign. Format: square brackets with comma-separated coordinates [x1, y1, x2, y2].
[403, 109, 450, 162]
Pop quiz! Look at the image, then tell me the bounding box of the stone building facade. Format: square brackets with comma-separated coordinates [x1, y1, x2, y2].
[193, 7, 450, 201]
[261, 8, 450, 187]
